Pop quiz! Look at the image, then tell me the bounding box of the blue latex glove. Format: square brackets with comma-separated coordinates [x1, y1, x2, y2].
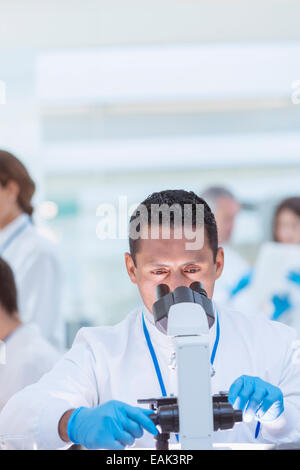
[229, 375, 284, 423]
[287, 270, 300, 287]
[230, 269, 253, 298]
[67, 400, 158, 449]
[271, 293, 292, 320]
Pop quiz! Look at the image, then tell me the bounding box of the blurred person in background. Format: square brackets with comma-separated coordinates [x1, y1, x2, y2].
[229, 196, 300, 327]
[200, 186, 251, 306]
[0, 258, 60, 412]
[0, 150, 65, 350]
[274, 197, 300, 245]
[270, 197, 300, 323]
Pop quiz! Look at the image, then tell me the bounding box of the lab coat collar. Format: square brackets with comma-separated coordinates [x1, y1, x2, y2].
[2, 322, 40, 344]
[0, 213, 30, 246]
[141, 305, 174, 351]
[140, 302, 218, 355]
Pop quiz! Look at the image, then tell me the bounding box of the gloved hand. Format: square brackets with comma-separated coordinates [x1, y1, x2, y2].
[67, 400, 158, 449]
[287, 270, 300, 287]
[230, 269, 253, 298]
[271, 293, 292, 320]
[229, 375, 284, 423]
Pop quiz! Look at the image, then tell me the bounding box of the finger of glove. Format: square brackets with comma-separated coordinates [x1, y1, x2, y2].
[244, 387, 267, 422]
[232, 376, 255, 412]
[124, 406, 158, 436]
[228, 376, 243, 407]
[119, 413, 144, 439]
[114, 427, 136, 447]
[256, 391, 283, 421]
[123, 417, 144, 439]
[288, 272, 300, 283]
[107, 440, 125, 450]
[228, 376, 245, 408]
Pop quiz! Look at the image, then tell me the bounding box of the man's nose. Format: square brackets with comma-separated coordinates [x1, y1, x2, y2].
[167, 272, 190, 292]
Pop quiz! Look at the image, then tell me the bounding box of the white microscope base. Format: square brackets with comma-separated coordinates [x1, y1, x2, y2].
[132, 443, 274, 450]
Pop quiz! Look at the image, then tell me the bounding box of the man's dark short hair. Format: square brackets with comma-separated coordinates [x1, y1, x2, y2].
[129, 189, 218, 265]
[0, 258, 18, 315]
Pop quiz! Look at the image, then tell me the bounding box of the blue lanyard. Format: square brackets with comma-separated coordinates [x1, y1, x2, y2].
[0, 217, 30, 256]
[142, 310, 220, 442]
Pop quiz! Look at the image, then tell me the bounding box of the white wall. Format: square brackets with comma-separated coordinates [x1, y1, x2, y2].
[0, 0, 300, 48]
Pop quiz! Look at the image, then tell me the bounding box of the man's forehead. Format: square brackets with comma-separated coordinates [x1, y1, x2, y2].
[141, 254, 205, 266]
[139, 222, 205, 237]
[137, 235, 209, 261]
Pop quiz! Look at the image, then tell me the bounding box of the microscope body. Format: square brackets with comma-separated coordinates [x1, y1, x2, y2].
[167, 301, 214, 450]
[138, 282, 242, 450]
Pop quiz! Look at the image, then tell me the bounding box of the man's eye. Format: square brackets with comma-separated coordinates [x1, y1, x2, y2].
[152, 270, 167, 275]
[184, 268, 200, 273]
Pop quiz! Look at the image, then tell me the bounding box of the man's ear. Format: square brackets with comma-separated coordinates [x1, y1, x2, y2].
[215, 247, 224, 280]
[124, 252, 137, 284]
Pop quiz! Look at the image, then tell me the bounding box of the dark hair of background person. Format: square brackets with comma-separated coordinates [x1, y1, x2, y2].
[129, 189, 218, 266]
[273, 196, 300, 242]
[0, 150, 35, 216]
[0, 258, 18, 315]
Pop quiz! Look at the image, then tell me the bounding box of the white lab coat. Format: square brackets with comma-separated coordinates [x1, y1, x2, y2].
[214, 245, 250, 306]
[0, 214, 65, 350]
[1, 303, 300, 449]
[0, 323, 60, 412]
[229, 242, 300, 333]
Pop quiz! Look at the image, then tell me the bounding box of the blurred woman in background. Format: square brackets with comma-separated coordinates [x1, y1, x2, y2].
[273, 197, 300, 245]
[0, 150, 65, 350]
[270, 196, 300, 321]
[230, 196, 300, 328]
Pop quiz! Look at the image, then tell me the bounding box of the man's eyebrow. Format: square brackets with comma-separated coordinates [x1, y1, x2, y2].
[143, 262, 170, 267]
[144, 258, 204, 267]
[182, 260, 205, 266]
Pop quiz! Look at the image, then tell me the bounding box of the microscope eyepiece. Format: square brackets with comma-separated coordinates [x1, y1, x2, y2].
[156, 284, 170, 299]
[189, 281, 207, 297]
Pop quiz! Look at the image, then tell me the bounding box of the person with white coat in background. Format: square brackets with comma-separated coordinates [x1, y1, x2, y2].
[0, 258, 60, 412]
[270, 196, 300, 324]
[200, 186, 251, 306]
[1, 190, 300, 450]
[230, 196, 300, 328]
[0, 150, 65, 351]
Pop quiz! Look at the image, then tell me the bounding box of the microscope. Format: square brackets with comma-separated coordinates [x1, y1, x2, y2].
[138, 282, 242, 450]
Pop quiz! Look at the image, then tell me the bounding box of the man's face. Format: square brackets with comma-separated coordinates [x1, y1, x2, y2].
[214, 197, 241, 244]
[125, 225, 224, 315]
